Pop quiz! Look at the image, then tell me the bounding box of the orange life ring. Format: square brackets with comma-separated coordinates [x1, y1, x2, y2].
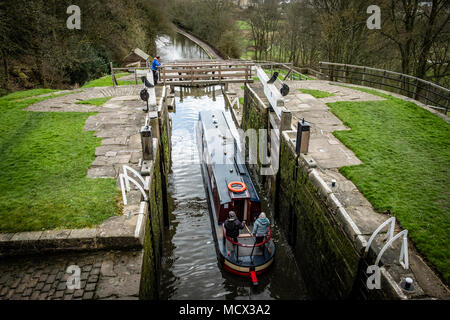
[228, 181, 247, 193]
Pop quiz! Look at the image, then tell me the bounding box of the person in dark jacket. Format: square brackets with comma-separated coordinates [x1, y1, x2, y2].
[224, 211, 245, 258]
[252, 212, 270, 244]
[151, 55, 161, 85]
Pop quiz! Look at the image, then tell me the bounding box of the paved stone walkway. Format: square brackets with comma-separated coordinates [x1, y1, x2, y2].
[0, 250, 142, 300]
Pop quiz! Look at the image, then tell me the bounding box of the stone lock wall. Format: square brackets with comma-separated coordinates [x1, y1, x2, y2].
[139, 93, 171, 300]
[277, 135, 361, 299]
[242, 85, 362, 299]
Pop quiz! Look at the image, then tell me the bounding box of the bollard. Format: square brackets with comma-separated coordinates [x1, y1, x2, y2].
[280, 109, 292, 132]
[296, 118, 311, 155]
[401, 277, 414, 291]
[140, 125, 153, 160]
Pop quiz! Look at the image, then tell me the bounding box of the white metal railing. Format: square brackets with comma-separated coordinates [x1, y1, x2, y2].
[123, 165, 148, 190]
[375, 230, 409, 269]
[365, 217, 409, 269]
[119, 165, 148, 205]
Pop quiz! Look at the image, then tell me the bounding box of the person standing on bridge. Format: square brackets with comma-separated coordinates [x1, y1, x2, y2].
[151, 55, 161, 85]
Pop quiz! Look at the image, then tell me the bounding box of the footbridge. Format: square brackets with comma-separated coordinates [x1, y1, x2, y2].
[159, 60, 254, 86]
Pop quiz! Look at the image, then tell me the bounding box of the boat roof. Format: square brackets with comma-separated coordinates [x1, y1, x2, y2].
[199, 110, 260, 205]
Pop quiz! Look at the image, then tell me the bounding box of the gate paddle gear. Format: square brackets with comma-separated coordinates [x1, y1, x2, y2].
[267, 72, 279, 84]
[141, 76, 154, 88]
[140, 88, 150, 112]
[280, 83, 290, 96]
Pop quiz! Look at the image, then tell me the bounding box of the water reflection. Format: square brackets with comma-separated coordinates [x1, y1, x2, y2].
[156, 33, 209, 62]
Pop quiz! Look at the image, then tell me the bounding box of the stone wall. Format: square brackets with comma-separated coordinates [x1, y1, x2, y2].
[277, 133, 360, 299]
[139, 89, 171, 300]
[241, 84, 397, 299]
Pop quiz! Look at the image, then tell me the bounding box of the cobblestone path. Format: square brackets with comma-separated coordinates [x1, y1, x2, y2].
[0, 250, 143, 300]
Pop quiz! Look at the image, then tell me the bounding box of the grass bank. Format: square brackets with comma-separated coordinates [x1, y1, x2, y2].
[76, 97, 112, 106]
[82, 73, 136, 88]
[299, 88, 334, 98]
[327, 86, 450, 283]
[0, 89, 119, 233]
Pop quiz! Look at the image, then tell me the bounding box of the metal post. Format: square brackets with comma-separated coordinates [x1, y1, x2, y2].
[110, 62, 115, 88]
[362, 67, 366, 85]
[280, 109, 292, 132]
[413, 78, 419, 100]
[140, 125, 153, 161]
[296, 119, 311, 155]
[445, 96, 449, 115]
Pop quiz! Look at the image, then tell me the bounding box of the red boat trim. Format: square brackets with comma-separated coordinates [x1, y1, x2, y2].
[223, 263, 270, 277]
[223, 227, 273, 247]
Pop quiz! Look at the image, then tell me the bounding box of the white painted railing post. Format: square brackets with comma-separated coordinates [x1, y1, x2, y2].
[123, 165, 148, 190]
[375, 230, 409, 270]
[366, 217, 409, 270]
[365, 217, 396, 252]
[119, 166, 149, 206]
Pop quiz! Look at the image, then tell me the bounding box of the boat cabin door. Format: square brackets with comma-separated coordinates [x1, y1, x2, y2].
[232, 199, 250, 223]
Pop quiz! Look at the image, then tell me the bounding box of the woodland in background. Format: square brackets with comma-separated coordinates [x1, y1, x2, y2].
[0, 0, 170, 94]
[244, 0, 449, 87]
[168, 0, 242, 59]
[1, 0, 448, 93]
[169, 0, 449, 88]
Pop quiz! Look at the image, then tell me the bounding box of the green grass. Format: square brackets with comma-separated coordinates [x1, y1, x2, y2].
[239, 97, 244, 106]
[2, 89, 60, 100]
[76, 97, 112, 106]
[327, 90, 450, 284]
[82, 73, 136, 88]
[299, 88, 335, 98]
[264, 68, 312, 81]
[236, 20, 251, 30]
[0, 89, 119, 233]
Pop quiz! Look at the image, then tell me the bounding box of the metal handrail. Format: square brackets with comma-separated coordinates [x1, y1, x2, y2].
[365, 217, 396, 253]
[375, 230, 409, 270]
[365, 217, 409, 270]
[119, 172, 148, 205]
[319, 61, 450, 114]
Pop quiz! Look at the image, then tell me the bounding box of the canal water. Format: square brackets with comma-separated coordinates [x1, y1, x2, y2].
[155, 33, 209, 62]
[157, 35, 310, 300]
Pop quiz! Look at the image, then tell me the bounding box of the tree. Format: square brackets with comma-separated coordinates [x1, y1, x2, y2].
[247, 0, 281, 61]
[380, 0, 450, 81]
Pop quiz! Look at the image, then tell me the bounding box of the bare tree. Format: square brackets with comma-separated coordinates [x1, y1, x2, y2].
[247, 0, 281, 61]
[380, 0, 450, 81]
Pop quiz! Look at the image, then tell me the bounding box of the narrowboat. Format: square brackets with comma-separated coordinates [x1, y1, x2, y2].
[196, 109, 275, 285]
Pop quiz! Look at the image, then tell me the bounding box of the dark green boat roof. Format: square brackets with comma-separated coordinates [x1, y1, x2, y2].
[199, 110, 260, 205]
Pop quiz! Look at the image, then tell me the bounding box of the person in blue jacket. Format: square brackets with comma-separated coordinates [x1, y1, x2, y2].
[151, 55, 161, 85]
[252, 212, 270, 244]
